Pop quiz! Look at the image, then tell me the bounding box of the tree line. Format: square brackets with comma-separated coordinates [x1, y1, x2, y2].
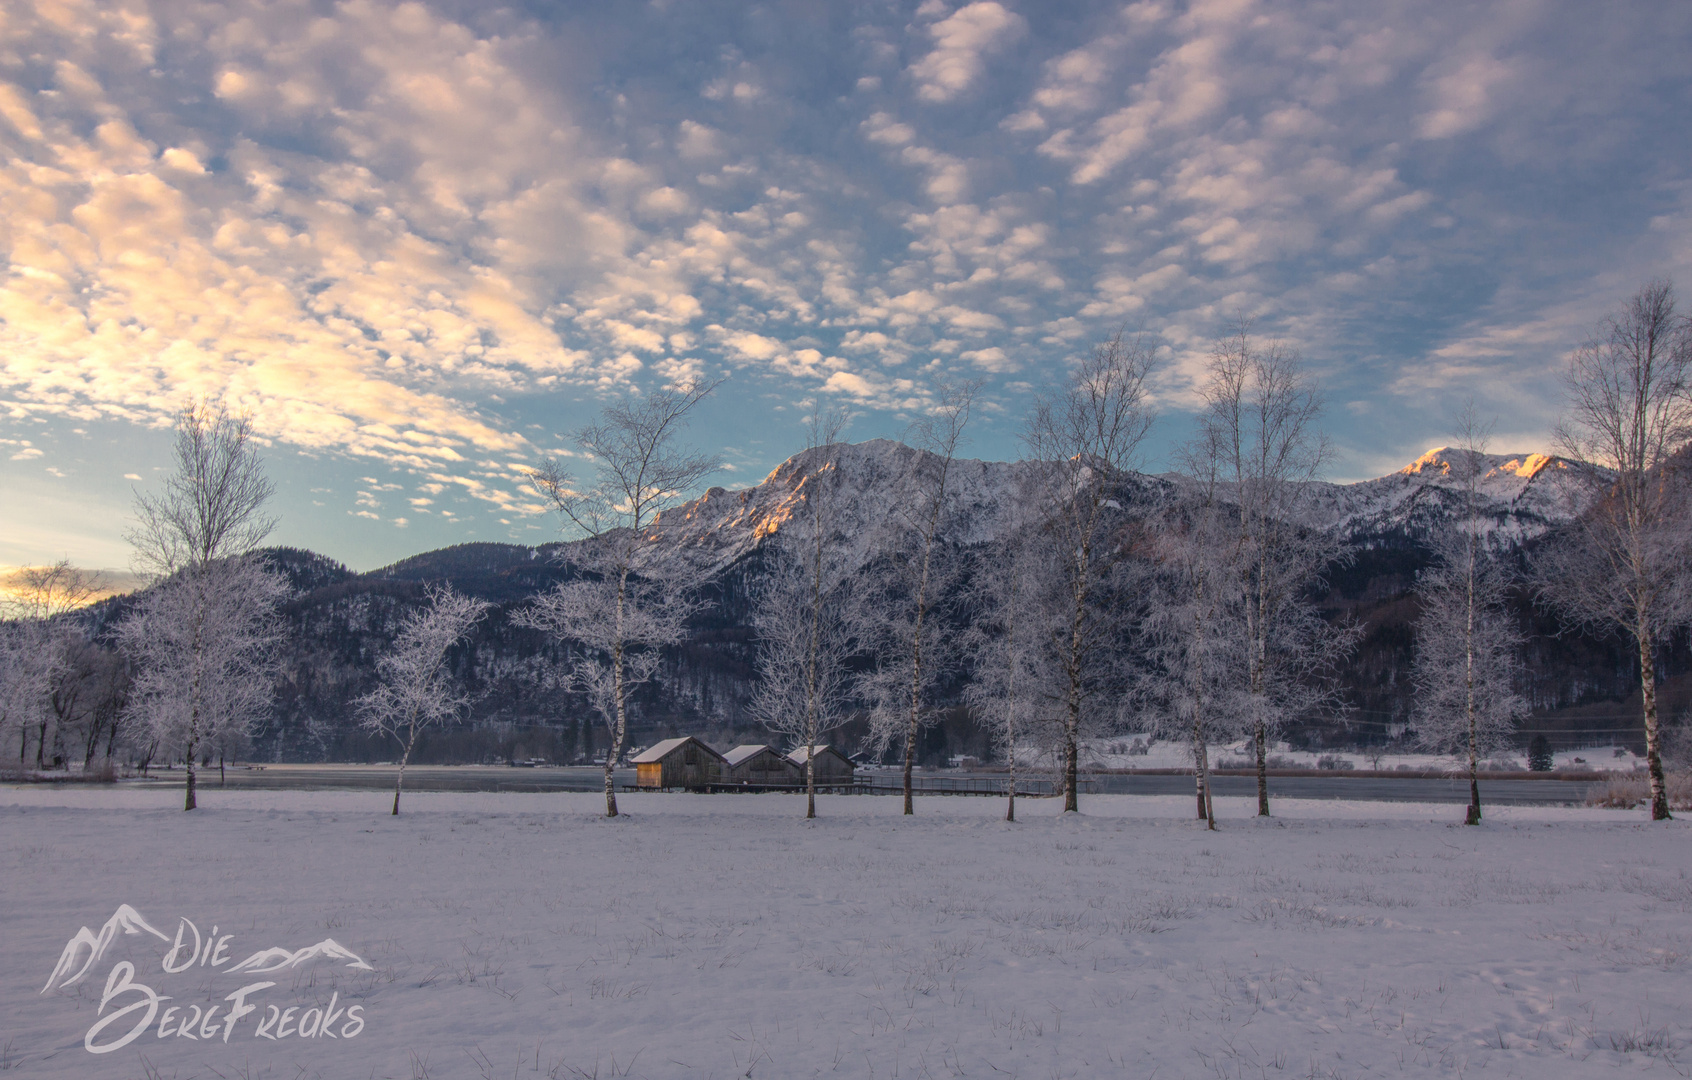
[2, 282, 1688, 823]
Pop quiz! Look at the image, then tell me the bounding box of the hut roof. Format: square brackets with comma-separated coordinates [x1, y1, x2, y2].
[631, 737, 724, 764]
[723, 744, 776, 767]
[786, 745, 853, 767]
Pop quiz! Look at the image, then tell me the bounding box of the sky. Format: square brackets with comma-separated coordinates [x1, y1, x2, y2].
[2, 0, 1690, 574]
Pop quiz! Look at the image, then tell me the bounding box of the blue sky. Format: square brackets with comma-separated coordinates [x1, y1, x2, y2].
[2, 0, 1690, 572]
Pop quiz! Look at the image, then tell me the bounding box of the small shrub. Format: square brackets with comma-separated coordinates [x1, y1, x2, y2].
[1316, 755, 1355, 771]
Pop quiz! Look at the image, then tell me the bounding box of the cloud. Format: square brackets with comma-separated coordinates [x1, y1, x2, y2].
[0, 0, 605, 473]
[961, 346, 1014, 372]
[2, 0, 1689, 572]
[1417, 53, 1517, 140]
[909, 2, 1027, 103]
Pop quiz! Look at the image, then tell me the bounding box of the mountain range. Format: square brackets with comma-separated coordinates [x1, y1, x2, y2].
[84, 440, 1681, 765]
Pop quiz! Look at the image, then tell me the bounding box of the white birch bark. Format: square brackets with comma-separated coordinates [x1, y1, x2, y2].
[1537, 281, 1692, 822]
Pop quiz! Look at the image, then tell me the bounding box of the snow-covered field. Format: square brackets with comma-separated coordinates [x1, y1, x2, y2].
[2, 788, 1688, 1079]
[1078, 738, 1644, 773]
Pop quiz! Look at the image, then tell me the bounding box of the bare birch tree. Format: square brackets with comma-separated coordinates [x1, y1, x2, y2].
[521, 380, 722, 817]
[863, 381, 976, 815]
[1411, 411, 1529, 824]
[358, 585, 490, 815]
[120, 401, 287, 810]
[1023, 332, 1158, 812]
[749, 407, 860, 818]
[1143, 459, 1249, 831]
[119, 557, 287, 793]
[1200, 326, 1354, 816]
[1537, 281, 1692, 821]
[961, 479, 1052, 822]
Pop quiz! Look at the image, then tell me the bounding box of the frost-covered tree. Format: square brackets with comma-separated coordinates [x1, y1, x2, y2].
[750, 549, 861, 814]
[358, 585, 490, 815]
[1199, 326, 1355, 816]
[1023, 332, 1158, 812]
[119, 557, 287, 794]
[522, 381, 722, 818]
[1537, 281, 1692, 821]
[0, 561, 103, 769]
[862, 381, 976, 815]
[1411, 414, 1528, 825]
[0, 622, 55, 767]
[749, 407, 861, 818]
[1143, 463, 1249, 830]
[120, 402, 287, 810]
[961, 482, 1052, 823]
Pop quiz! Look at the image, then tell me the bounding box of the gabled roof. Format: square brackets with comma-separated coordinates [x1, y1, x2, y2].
[786, 745, 853, 767]
[630, 736, 725, 764]
[723, 744, 778, 767]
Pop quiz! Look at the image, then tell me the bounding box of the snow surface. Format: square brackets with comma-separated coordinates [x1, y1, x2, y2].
[3, 786, 1688, 1079]
[1078, 738, 1645, 773]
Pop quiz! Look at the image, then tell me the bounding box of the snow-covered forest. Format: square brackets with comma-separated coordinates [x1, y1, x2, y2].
[4, 288, 1691, 823]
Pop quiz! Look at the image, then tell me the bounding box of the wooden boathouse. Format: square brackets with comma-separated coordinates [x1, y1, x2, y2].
[632, 737, 725, 790]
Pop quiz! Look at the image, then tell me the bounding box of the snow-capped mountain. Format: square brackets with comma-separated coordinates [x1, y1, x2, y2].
[649, 440, 1598, 569]
[1294, 448, 1602, 548]
[651, 439, 1051, 575]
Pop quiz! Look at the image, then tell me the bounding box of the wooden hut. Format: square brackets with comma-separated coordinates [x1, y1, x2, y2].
[632, 737, 725, 790]
[723, 744, 802, 785]
[785, 745, 856, 782]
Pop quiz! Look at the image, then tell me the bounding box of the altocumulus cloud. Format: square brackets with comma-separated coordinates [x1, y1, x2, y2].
[0, 0, 1689, 506]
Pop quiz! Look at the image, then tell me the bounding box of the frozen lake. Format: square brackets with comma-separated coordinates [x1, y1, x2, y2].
[3, 786, 1687, 1078]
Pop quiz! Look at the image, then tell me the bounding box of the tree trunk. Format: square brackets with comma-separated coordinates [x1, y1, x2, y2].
[902, 713, 916, 815]
[1249, 544, 1271, 818]
[184, 736, 198, 811]
[1004, 595, 1018, 824]
[184, 599, 206, 812]
[1465, 542, 1481, 826]
[903, 581, 931, 817]
[904, 543, 934, 817]
[606, 566, 629, 819]
[1064, 686, 1080, 814]
[393, 725, 419, 816]
[1639, 623, 1671, 821]
[811, 515, 823, 819]
[1063, 576, 1086, 814]
[1192, 613, 1209, 823]
[1198, 740, 1216, 830]
[1193, 719, 1211, 825]
[84, 716, 103, 768]
[806, 748, 816, 820]
[1254, 720, 1268, 817]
